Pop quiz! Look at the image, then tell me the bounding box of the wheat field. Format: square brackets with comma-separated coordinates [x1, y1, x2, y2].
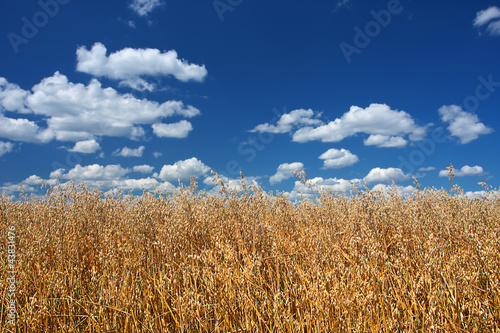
[1, 172, 499, 332]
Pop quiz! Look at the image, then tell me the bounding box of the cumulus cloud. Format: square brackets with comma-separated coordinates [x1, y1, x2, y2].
[76, 43, 207, 90]
[130, 0, 162, 16]
[269, 162, 304, 185]
[153, 152, 162, 158]
[158, 157, 210, 181]
[319, 148, 358, 169]
[438, 105, 493, 144]
[292, 104, 426, 143]
[113, 146, 145, 157]
[439, 165, 484, 177]
[250, 109, 323, 134]
[0, 141, 14, 157]
[69, 139, 101, 154]
[363, 167, 411, 184]
[152, 120, 193, 138]
[0, 73, 200, 143]
[133, 165, 154, 174]
[474, 6, 500, 35]
[0, 115, 42, 143]
[0, 77, 29, 112]
[363, 134, 407, 148]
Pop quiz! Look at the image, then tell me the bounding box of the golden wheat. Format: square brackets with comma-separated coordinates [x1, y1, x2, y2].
[0, 175, 499, 332]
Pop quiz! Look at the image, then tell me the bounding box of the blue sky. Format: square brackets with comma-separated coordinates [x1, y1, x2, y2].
[1, 0, 499, 199]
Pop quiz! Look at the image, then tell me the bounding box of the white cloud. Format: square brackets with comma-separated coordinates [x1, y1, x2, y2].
[419, 166, 435, 172]
[319, 148, 358, 169]
[130, 0, 162, 16]
[291, 104, 426, 143]
[0, 141, 14, 157]
[76, 43, 207, 88]
[250, 109, 323, 134]
[487, 20, 500, 36]
[153, 151, 162, 158]
[269, 162, 304, 185]
[113, 146, 145, 157]
[118, 78, 156, 92]
[438, 105, 493, 144]
[0, 77, 29, 112]
[69, 139, 101, 154]
[439, 165, 484, 177]
[152, 120, 193, 138]
[133, 165, 154, 174]
[364, 167, 411, 184]
[363, 134, 407, 148]
[158, 157, 210, 181]
[0, 73, 200, 143]
[473, 6, 500, 27]
[0, 114, 42, 143]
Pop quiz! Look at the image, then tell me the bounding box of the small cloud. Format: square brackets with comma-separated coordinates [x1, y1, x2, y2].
[153, 151, 162, 158]
[438, 105, 493, 144]
[158, 157, 210, 182]
[473, 6, 500, 36]
[419, 166, 435, 172]
[0, 141, 14, 157]
[439, 165, 484, 177]
[68, 139, 101, 154]
[112, 146, 145, 157]
[152, 120, 193, 138]
[364, 167, 411, 184]
[128, 20, 136, 28]
[269, 162, 304, 185]
[133, 165, 154, 174]
[319, 148, 358, 169]
[364, 134, 407, 148]
[130, 0, 162, 16]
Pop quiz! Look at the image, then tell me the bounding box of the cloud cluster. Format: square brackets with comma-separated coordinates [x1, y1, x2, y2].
[0, 73, 200, 144]
[319, 148, 358, 169]
[251, 104, 426, 147]
[76, 43, 207, 90]
[438, 105, 493, 144]
[474, 6, 500, 36]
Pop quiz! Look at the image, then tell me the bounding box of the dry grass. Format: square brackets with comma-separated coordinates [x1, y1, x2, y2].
[1, 173, 499, 332]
